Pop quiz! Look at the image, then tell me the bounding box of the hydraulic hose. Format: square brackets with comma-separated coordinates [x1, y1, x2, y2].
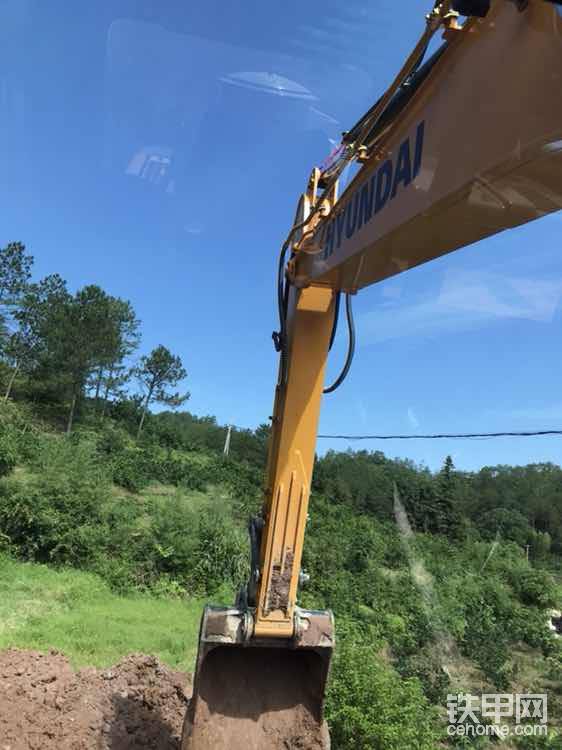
[323, 294, 355, 394]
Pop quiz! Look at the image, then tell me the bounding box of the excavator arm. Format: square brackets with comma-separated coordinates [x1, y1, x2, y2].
[183, 2, 562, 747]
[258, 0, 562, 648]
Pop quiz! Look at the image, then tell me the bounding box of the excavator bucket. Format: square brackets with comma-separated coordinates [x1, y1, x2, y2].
[181, 606, 334, 750]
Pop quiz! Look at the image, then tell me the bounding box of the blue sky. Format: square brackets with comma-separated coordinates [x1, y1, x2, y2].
[1, 0, 562, 471]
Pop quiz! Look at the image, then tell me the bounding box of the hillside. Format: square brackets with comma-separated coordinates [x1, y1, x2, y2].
[0, 399, 561, 748]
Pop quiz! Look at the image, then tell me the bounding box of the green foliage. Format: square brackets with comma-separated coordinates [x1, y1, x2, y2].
[95, 421, 131, 456]
[188, 514, 247, 595]
[508, 567, 558, 608]
[513, 605, 557, 653]
[0, 242, 33, 306]
[515, 733, 562, 749]
[326, 621, 443, 749]
[108, 442, 262, 506]
[145, 412, 270, 468]
[0, 446, 109, 566]
[435, 455, 464, 538]
[0, 427, 18, 476]
[112, 448, 151, 492]
[145, 450, 210, 490]
[0, 241, 33, 353]
[1, 248, 142, 433]
[545, 651, 562, 684]
[313, 449, 396, 517]
[108, 396, 145, 432]
[460, 576, 513, 688]
[0, 427, 251, 598]
[134, 345, 189, 437]
[480, 508, 532, 546]
[0, 398, 561, 746]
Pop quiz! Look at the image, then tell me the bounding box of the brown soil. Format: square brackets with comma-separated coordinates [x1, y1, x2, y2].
[183, 647, 330, 750]
[0, 649, 191, 750]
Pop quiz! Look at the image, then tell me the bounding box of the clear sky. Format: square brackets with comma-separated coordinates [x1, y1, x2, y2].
[1, 0, 562, 471]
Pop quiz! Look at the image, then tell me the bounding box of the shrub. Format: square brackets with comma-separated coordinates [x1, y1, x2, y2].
[112, 449, 150, 492]
[150, 575, 186, 598]
[0, 474, 108, 566]
[0, 436, 112, 567]
[96, 423, 131, 456]
[460, 577, 513, 689]
[0, 429, 18, 477]
[509, 568, 558, 609]
[326, 622, 443, 749]
[16, 428, 43, 462]
[513, 605, 558, 654]
[189, 513, 247, 595]
[515, 733, 562, 749]
[89, 554, 140, 594]
[397, 649, 450, 704]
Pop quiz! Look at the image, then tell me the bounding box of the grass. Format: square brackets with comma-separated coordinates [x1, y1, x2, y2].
[0, 555, 204, 672]
[140, 483, 229, 506]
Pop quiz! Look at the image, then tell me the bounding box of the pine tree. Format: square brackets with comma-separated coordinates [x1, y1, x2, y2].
[435, 455, 462, 538]
[134, 345, 189, 438]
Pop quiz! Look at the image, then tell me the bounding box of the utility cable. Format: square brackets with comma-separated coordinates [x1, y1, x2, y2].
[318, 430, 562, 441]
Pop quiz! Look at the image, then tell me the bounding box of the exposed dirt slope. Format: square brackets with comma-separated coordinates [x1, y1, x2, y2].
[0, 649, 191, 750]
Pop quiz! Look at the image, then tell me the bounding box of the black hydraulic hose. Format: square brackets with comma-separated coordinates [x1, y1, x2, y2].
[343, 6, 443, 150]
[328, 292, 342, 352]
[273, 206, 336, 385]
[273, 243, 290, 385]
[275, 243, 288, 346]
[324, 293, 355, 394]
[402, 39, 430, 87]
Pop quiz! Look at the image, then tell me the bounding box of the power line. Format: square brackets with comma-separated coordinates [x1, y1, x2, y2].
[317, 429, 562, 441]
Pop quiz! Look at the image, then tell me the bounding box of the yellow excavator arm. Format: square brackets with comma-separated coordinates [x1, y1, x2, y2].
[256, 0, 562, 644]
[183, 2, 562, 747]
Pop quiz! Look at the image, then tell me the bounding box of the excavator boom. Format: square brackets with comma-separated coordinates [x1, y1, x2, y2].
[184, 2, 562, 747]
[296, 0, 562, 292]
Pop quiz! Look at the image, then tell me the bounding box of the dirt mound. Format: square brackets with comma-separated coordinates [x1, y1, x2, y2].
[0, 649, 191, 750]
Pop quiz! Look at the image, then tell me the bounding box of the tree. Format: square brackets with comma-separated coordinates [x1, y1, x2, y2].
[480, 507, 531, 547]
[435, 455, 463, 538]
[0, 242, 33, 309]
[4, 274, 70, 402]
[8, 277, 139, 429]
[33, 284, 118, 433]
[3, 331, 30, 401]
[98, 364, 132, 416]
[63, 285, 132, 433]
[90, 297, 140, 415]
[0, 241, 33, 364]
[134, 345, 188, 438]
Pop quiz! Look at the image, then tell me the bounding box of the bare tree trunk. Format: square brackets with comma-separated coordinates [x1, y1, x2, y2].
[4, 363, 19, 402]
[101, 365, 114, 417]
[93, 366, 103, 412]
[136, 384, 154, 439]
[137, 399, 148, 439]
[66, 390, 77, 435]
